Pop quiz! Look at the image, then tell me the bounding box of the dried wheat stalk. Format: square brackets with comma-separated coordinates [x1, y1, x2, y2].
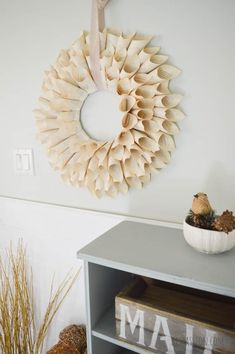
[0, 240, 80, 354]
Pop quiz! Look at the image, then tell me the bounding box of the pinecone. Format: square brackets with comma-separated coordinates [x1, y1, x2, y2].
[213, 210, 235, 234]
[186, 210, 215, 230]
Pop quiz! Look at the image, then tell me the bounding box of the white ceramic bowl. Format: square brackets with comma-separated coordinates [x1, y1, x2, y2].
[183, 220, 235, 254]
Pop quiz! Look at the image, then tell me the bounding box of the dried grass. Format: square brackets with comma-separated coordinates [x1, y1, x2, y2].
[0, 240, 80, 354]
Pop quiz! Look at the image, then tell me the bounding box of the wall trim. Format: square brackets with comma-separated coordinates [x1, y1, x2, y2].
[0, 195, 182, 229]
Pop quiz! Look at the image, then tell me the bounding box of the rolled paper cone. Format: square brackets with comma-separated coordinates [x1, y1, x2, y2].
[82, 44, 92, 70]
[87, 155, 99, 172]
[70, 52, 90, 72]
[122, 147, 131, 160]
[149, 64, 181, 82]
[109, 162, 123, 183]
[112, 48, 127, 71]
[116, 180, 129, 194]
[158, 133, 176, 151]
[53, 63, 76, 86]
[142, 149, 155, 164]
[75, 68, 96, 93]
[57, 49, 70, 67]
[36, 118, 65, 132]
[154, 107, 185, 122]
[95, 142, 111, 165]
[127, 33, 153, 55]
[124, 157, 144, 177]
[116, 32, 135, 52]
[110, 144, 124, 160]
[106, 78, 118, 92]
[101, 46, 115, 70]
[131, 109, 153, 120]
[119, 95, 136, 112]
[52, 78, 88, 101]
[106, 28, 122, 49]
[122, 113, 138, 130]
[107, 184, 118, 198]
[155, 82, 170, 94]
[50, 135, 79, 154]
[95, 176, 105, 192]
[49, 97, 82, 112]
[106, 65, 120, 80]
[41, 90, 59, 102]
[155, 118, 179, 135]
[155, 150, 171, 164]
[114, 130, 134, 148]
[133, 119, 145, 132]
[138, 47, 160, 64]
[154, 94, 183, 108]
[142, 120, 159, 135]
[132, 130, 159, 152]
[71, 31, 87, 52]
[151, 156, 166, 169]
[116, 78, 132, 95]
[120, 54, 140, 79]
[126, 176, 142, 189]
[133, 99, 154, 109]
[139, 172, 151, 185]
[139, 55, 168, 74]
[130, 73, 149, 89]
[134, 85, 156, 99]
[57, 111, 78, 122]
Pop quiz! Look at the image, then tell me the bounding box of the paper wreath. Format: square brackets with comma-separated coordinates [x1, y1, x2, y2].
[35, 29, 184, 197]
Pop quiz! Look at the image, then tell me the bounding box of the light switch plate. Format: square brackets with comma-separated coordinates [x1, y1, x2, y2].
[13, 149, 35, 175]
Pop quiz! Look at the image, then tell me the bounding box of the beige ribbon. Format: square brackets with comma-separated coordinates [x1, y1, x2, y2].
[90, 0, 110, 90]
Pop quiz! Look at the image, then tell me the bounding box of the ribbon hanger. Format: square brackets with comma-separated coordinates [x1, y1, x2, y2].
[90, 0, 110, 90]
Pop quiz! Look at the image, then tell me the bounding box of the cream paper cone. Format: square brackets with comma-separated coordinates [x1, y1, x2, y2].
[155, 150, 171, 164]
[148, 64, 181, 83]
[106, 65, 120, 80]
[133, 85, 156, 99]
[138, 47, 160, 64]
[119, 95, 136, 112]
[52, 78, 88, 101]
[49, 97, 82, 112]
[130, 73, 149, 89]
[122, 113, 138, 130]
[71, 67, 96, 93]
[110, 144, 124, 160]
[139, 55, 168, 74]
[133, 99, 154, 109]
[109, 161, 123, 183]
[126, 176, 142, 189]
[132, 130, 159, 152]
[113, 130, 134, 148]
[153, 118, 180, 135]
[131, 109, 153, 120]
[120, 54, 140, 79]
[116, 78, 132, 95]
[154, 94, 182, 108]
[116, 32, 135, 52]
[106, 28, 122, 49]
[71, 31, 87, 52]
[128, 33, 153, 55]
[101, 46, 115, 70]
[154, 108, 185, 122]
[116, 180, 128, 195]
[70, 52, 90, 72]
[112, 48, 127, 71]
[156, 132, 176, 151]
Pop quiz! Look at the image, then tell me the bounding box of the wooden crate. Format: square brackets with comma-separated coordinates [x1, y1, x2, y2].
[115, 277, 235, 353]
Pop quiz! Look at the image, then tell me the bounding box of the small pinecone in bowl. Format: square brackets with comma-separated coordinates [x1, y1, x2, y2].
[213, 210, 235, 234]
[186, 210, 215, 230]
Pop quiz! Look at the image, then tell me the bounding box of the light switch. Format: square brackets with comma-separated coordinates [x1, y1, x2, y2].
[13, 149, 34, 175]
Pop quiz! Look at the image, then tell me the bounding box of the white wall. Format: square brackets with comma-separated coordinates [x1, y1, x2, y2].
[0, 0, 234, 222]
[0, 196, 124, 349]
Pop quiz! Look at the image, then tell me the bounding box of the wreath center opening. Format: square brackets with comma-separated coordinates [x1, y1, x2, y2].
[80, 90, 123, 141]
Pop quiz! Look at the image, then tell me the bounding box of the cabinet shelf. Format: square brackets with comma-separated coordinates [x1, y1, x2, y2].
[78, 221, 235, 354]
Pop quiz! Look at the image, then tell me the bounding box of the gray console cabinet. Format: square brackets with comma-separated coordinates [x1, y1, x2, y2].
[78, 221, 235, 354]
